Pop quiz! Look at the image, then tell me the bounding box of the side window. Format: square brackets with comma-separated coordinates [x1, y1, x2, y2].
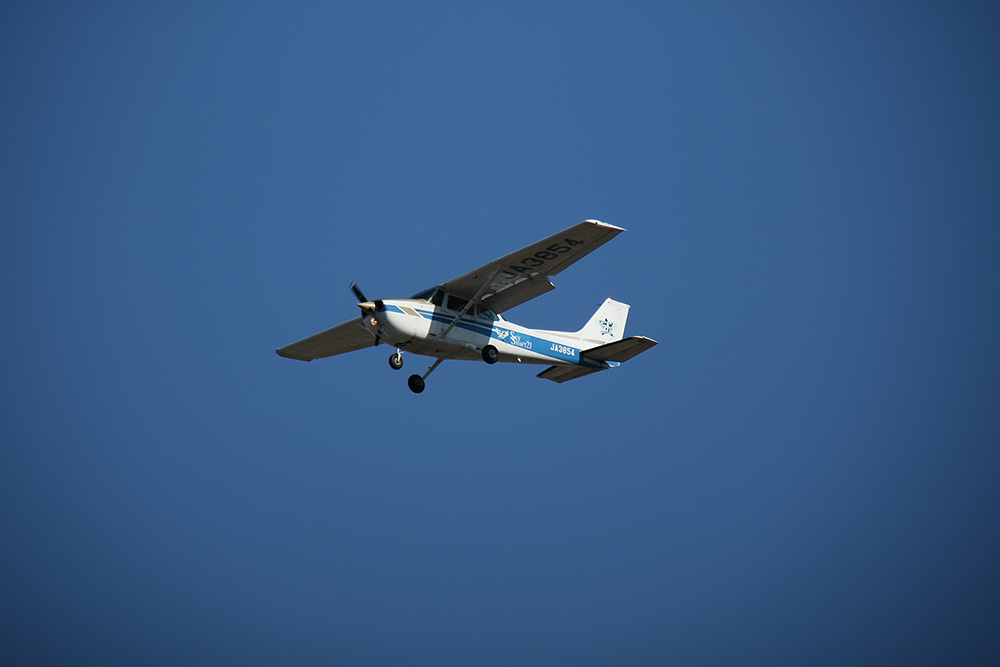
[430, 290, 446, 307]
[476, 306, 498, 321]
[447, 295, 469, 313]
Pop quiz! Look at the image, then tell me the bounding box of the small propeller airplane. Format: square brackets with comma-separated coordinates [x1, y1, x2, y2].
[276, 219, 657, 393]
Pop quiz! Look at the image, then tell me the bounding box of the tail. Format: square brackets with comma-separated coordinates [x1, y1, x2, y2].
[576, 298, 629, 343]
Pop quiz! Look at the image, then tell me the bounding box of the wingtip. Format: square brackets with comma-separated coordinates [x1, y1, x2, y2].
[276, 348, 312, 362]
[584, 219, 627, 232]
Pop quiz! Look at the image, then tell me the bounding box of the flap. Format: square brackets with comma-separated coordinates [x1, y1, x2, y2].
[482, 275, 555, 313]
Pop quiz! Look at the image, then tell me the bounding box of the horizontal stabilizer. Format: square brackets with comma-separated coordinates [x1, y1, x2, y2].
[536, 364, 604, 383]
[582, 336, 658, 363]
[276, 317, 376, 361]
[538, 336, 657, 383]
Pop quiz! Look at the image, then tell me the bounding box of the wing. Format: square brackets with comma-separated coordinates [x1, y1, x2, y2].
[440, 220, 625, 313]
[276, 317, 376, 361]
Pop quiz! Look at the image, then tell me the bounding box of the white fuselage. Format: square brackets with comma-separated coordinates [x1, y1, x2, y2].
[367, 298, 599, 368]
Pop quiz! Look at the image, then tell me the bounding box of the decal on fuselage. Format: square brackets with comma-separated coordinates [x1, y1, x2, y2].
[550, 342, 575, 356]
[506, 332, 532, 350]
[493, 327, 580, 362]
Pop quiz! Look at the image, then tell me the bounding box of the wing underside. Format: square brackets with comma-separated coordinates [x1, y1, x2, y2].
[536, 364, 605, 383]
[440, 220, 625, 313]
[276, 317, 376, 361]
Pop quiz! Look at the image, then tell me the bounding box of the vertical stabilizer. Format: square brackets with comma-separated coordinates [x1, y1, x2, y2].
[577, 298, 629, 343]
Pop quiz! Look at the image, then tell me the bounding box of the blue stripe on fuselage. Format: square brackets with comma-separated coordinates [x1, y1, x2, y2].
[402, 306, 595, 365]
[408, 307, 495, 337]
[490, 327, 582, 363]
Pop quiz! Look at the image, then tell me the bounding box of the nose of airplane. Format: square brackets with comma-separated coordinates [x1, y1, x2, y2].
[357, 299, 385, 315]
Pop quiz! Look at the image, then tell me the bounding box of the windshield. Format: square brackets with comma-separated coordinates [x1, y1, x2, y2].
[410, 287, 445, 306]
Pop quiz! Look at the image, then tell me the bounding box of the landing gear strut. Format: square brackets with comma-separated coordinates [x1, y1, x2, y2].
[389, 350, 403, 370]
[482, 345, 499, 364]
[408, 358, 444, 394]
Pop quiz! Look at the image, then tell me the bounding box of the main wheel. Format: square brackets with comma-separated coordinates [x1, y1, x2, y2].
[389, 352, 403, 370]
[407, 374, 425, 393]
[482, 344, 499, 365]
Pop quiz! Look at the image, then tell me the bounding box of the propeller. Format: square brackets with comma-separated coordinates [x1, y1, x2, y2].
[350, 281, 381, 345]
[350, 281, 376, 313]
[349, 281, 367, 304]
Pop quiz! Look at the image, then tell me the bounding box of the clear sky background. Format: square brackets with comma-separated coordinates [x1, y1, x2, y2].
[3, 2, 999, 664]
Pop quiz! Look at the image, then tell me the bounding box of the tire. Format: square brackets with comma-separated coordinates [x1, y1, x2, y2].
[482, 345, 499, 365]
[389, 353, 403, 370]
[407, 374, 425, 393]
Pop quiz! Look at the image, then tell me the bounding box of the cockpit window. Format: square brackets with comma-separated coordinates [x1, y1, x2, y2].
[476, 306, 498, 321]
[447, 295, 469, 313]
[410, 287, 497, 320]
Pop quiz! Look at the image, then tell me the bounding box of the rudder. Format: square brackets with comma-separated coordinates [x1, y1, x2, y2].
[577, 298, 629, 343]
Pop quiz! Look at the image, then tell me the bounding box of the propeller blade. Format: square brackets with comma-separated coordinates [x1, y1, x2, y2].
[349, 282, 367, 304]
[350, 282, 380, 345]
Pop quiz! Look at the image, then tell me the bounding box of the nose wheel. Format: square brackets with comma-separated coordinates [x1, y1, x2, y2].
[389, 350, 403, 370]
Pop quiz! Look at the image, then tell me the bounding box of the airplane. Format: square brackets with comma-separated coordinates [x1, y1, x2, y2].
[276, 219, 657, 393]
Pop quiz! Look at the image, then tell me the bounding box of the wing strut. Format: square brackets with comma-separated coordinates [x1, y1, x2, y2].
[437, 266, 502, 339]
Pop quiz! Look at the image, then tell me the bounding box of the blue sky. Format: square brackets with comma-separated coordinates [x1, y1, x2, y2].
[3, 2, 999, 664]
